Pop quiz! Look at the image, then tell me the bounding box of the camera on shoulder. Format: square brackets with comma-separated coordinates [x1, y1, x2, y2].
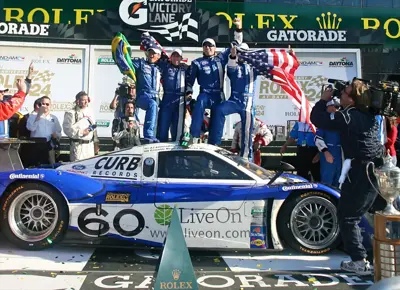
[324, 77, 400, 117]
[116, 77, 134, 99]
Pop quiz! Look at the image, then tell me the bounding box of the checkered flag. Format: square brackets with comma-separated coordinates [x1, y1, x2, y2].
[33, 70, 55, 83]
[308, 75, 328, 87]
[197, 9, 230, 43]
[139, 13, 199, 42]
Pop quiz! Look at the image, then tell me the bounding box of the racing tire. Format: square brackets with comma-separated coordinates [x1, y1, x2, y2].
[277, 191, 341, 255]
[0, 182, 69, 251]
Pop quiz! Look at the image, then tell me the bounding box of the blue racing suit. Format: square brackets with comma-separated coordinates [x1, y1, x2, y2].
[211, 56, 258, 160]
[186, 30, 243, 142]
[315, 128, 342, 187]
[131, 58, 162, 140]
[157, 61, 190, 142]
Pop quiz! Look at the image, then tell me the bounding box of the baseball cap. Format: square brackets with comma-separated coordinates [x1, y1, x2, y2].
[171, 48, 183, 56]
[147, 47, 161, 54]
[202, 38, 216, 47]
[127, 117, 135, 122]
[0, 85, 9, 92]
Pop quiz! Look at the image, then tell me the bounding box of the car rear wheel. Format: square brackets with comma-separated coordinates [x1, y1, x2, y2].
[0, 182, 69, 250]
[277, 191, 341, 255]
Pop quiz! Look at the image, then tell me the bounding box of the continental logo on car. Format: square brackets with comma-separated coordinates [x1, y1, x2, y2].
[105, 192, 130, 203]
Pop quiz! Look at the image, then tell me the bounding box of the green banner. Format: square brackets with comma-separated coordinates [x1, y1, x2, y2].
[0, 1, 398, 47]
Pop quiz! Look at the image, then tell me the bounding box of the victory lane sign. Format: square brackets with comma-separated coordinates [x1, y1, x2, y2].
[119, 0, 195, 27]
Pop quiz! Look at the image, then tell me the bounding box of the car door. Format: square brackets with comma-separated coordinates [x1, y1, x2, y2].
[155, 150, 256, 210]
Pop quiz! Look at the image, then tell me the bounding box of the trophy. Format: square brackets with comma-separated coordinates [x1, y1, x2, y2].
[375, 155, 400, 215]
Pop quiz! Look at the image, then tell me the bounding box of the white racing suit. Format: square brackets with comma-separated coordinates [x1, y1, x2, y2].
[231, 118, 273, 165]
[63, 106, 98, 162]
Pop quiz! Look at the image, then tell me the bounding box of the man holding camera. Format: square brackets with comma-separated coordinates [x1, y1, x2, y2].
[112, 101, 140, 150]
[311, 79, 385, 275]
[109, 81, 137, 119]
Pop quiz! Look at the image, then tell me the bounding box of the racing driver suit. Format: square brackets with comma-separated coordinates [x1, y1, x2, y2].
[157, 59, 190, 142]
[231, 118, 273, 165]
[131, 58, 162, 141]
[186, 29, 243, 144]
[211, 48, 259, 159]
[315, 128, 342, 187]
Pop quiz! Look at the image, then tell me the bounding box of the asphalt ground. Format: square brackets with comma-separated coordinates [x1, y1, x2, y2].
[0, 234, 376, 290]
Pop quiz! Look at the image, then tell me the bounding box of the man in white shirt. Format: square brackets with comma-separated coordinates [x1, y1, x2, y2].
[26, 96, 62, 165]
[63, 91, 99, 161]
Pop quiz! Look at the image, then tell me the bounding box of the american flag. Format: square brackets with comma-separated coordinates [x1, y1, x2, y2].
[237, 47, 315, 133]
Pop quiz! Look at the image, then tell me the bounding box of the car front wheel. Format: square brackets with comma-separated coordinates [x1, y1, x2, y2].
[277, 191, 341, 255]
[0, 182, 69, 250]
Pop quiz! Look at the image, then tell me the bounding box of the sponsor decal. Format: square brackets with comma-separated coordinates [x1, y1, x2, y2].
[9, 173, 44, 179]
[250, 238, 266, 248]
[362, 17, 400, 39]
[97, 56, 115, 65]
[0, 68, 54, 96]
[92, 155, 141, 179]
[265, 12, 346, 42]
[254, 105, 265, 117]
[66, 169, 86, 175]
[154, 204, 173, 226]
[72, 164, 86, 170]
[100, 102, 114, 113]
[51, 102, 74, 111]
[0, 22, 49, 36]
[96, 120, 111, 127]
[32, 58, 51, 64]
[0, 56, 25, 61]
[299, 61, 323, 66]
[259, 75, 327, 103]
[57, 53, 82, 64]
[329, 57, 354, 67]
[282, 184, 317, 191]
[118, 0, 198, 42]
[77, 207, 145, 237]
[93, 273, 374, 288]
[180, 207, 242, 225]
[105, 192, 131, 203]
[251, 207, 265, 216]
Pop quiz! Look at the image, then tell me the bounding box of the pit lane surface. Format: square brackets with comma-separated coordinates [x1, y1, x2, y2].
[0, 236, 374, 290]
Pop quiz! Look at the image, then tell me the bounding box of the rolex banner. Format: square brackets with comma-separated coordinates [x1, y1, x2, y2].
[0, 0, 393, 46]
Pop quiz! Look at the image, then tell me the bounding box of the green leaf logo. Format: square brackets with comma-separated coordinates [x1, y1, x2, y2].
[154, 204, 173, 226]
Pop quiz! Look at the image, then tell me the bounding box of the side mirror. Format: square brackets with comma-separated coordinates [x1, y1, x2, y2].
[280, 161, 296, 171]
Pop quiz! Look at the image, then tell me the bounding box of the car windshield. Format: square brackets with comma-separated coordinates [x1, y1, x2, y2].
[215, 148, 276, 180]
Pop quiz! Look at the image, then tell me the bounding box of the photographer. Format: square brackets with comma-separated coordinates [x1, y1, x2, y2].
[109, 81, 137, 119]
[310, 79, 385, 275]
[112, 101, 140, 150]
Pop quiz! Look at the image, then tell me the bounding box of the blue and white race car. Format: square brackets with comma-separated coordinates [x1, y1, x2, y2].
[0, 142, 373, 254]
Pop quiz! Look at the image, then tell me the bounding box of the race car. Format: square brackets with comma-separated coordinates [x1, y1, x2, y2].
[0, 142, 373, 254]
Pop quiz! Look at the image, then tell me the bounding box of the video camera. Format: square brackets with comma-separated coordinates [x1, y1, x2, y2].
[116, 77, 134, 99]
[325, 77, 400, 117]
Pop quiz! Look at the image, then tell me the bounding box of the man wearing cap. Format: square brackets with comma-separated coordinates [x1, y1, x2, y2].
[131, 35, 164, 143]
[314, 97, 342, 187]
[156, 48, 190, 142]
[185, 18, 243, 144]
[210, 42, 262, 161]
